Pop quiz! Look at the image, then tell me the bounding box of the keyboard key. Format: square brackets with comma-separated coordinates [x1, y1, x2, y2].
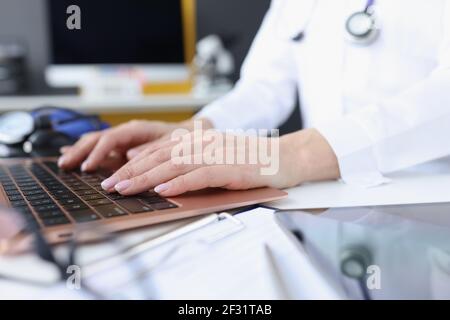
[41, 180, 60, 186]
[42, 216, 71, 227]
[75, 189, 98, 196]
[8, 195, 24, 201]
[140, 196, 166, 205]
[151, 201, 178, 211]
[64, 203, 88, 211]
[5, 189, 21, 196]
[52, 193, 76, 200]
[105, 193, 127, 200]
[95, 205, 128, 218]
[138, 191, 160, 198]
[59, 198, 83, 206]
[38, 209, 66, 219]
[80, 194, 104, 201]
[30, 198, 54, 206]
[49, 189, 71, 196]
[3, 184, 18, 191]
[20, 185, 41, 191]
[69, 209, 100, 223]
[86, 198, 112, 207]
[22, 190, 45, 196]
[34, 204, 60, 212]
[17, 182, 38, 187]
[26, 194, 49, 201]
[69, 185, 91, 191]
[116, 199, 153, 213]
[10, 200, 27, 207]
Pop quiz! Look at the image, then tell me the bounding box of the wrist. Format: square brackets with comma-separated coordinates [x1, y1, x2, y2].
[178, 117, 214, 132]
[285, 128, 341, 184]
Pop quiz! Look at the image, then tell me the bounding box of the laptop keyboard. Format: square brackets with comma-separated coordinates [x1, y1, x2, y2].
[0, 161, 178, 228]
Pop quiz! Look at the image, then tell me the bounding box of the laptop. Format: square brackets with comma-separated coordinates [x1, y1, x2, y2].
[0, 157, 287, 248]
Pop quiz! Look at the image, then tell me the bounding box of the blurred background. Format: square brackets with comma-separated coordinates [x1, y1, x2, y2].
[0, 0, 301, 133]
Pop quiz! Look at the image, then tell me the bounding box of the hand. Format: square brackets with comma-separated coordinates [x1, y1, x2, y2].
[58, 119, 211, 171]
[0, 209, 23, 240]
[100, 128, 340, 197]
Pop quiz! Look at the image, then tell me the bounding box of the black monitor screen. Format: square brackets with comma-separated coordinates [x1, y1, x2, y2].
[47, 0, 185, 65]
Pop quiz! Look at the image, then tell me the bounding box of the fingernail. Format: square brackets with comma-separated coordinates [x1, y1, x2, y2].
[57, 156, 66, 167]
[115, 180, 132, 192]
[154, 183, 169, 194]
[81, 161, 89, 172]
[127, 149, 138, 158]
[101, 176, 119, 190]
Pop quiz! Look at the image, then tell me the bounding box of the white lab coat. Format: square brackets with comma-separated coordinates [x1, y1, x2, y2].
[197, 0, 450, 186]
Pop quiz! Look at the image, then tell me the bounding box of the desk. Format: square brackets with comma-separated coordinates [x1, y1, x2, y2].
[2, 163, 450, 299]
[0, 91, 226, 125]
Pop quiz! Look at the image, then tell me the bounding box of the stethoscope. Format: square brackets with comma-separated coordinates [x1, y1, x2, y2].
[292, 0, 379, 46]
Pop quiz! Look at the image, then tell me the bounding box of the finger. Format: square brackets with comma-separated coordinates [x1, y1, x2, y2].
[101, 145, 174, 190]
[123, 131, 216, 174]
[126, 134, 172, 160]
[58, 133, 101, 169]
[59, 146, 72, 154]
[82, 124, 151, 172]
[154, 166, 241, 197]
[126, 137, 174, 162]
[114, 157, 203, 195]
[126, 143, 151, 160]
[126, 129, 192, 165]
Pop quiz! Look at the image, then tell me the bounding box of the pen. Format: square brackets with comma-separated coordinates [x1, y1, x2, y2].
[264, 243, 292, 299]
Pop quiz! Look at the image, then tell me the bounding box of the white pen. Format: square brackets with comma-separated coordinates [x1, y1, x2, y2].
[264, 243, 292, 299]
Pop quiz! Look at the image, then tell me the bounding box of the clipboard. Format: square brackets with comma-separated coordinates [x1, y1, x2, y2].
[82, 213, 246, 280]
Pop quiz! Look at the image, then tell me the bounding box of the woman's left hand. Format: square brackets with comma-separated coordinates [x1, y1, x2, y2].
[100, 128, 340, 197]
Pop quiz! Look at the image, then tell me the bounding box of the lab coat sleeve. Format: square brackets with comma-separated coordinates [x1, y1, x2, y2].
[317, 6, 450, 186]
[196, 0, 297, 131]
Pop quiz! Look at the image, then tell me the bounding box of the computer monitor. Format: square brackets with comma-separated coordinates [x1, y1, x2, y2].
[45, 0, 195, 88]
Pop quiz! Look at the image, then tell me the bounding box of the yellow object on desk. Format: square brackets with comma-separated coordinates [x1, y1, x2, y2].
[99, 110, 194, 127]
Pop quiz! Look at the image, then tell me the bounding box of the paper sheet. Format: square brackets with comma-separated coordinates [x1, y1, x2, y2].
[85, 208, 340, 299]
[266, 158, 450, 210]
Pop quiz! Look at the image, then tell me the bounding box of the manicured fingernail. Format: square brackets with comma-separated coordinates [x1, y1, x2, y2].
[154, 183, 169, 194]
[101, 176, 119, 190]
[81, 161, 89, 172]
[57, 156, 66, 167]
[127, 149, 138, 158]
[115, 180, 132, 192]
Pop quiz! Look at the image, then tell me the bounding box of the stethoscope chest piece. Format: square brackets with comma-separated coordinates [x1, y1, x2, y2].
[345, 10, 379, 45]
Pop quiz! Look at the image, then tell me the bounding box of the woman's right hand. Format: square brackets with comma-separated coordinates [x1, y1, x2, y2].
[58, 120, 182, 171]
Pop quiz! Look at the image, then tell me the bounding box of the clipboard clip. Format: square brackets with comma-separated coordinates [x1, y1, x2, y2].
[200, 213, 245, 244]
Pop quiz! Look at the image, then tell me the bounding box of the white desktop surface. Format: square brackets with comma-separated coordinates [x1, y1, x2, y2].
[266, 158, 450, 210]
